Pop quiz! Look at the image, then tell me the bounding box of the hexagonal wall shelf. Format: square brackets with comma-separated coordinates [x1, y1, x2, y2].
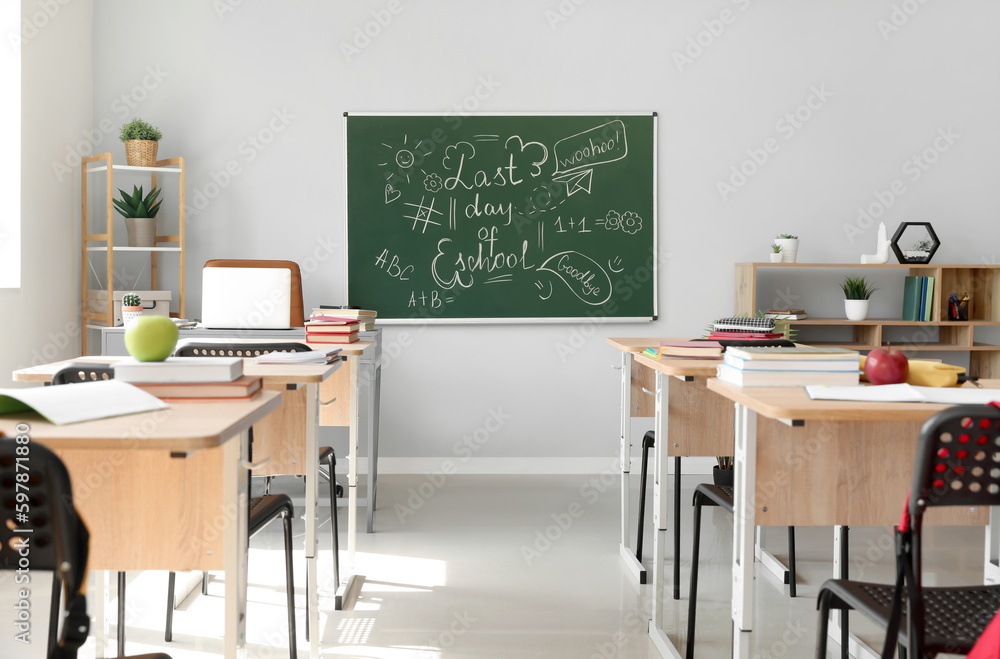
[890, 222, 939, 264]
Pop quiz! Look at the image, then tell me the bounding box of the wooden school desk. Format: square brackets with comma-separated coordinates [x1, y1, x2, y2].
[606, 338, 732, 591]
[705, 379, 998, 659]
[14, 355, 344, 659]
[0, 392, 283, 659]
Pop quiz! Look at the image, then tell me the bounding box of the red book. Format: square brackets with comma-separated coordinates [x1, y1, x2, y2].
[306, 332, 359, 344]
[707, 331, 785, 340]
[305, 321, 361, 333]
[130, 375, 262, 400]
[308, 315, 361, 324]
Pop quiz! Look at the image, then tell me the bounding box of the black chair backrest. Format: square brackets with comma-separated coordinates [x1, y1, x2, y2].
[51, 363, 115, 385]
[174, 342, 311, 358]
[0, 437, 90, 658]
[911, 403, 1000, 523]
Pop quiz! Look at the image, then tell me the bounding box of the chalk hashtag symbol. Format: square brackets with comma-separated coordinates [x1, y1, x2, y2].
[16, 512, 28, 524]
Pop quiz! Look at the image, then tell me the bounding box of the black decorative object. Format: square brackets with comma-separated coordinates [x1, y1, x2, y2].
[890, 222, 939, 264]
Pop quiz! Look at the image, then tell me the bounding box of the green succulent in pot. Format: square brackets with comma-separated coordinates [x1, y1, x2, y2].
[113, 185, 162, 219]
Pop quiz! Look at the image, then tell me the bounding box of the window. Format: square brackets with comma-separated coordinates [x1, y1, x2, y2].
[0, 4, 21, 288]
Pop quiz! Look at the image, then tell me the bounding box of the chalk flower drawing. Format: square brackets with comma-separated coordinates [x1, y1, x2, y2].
[620, 211, 642, 235]
[423, 172, 443, 193]
[604, 210, 621, 230]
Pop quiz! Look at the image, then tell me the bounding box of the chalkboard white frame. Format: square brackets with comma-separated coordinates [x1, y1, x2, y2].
[344, 111, 657, 324]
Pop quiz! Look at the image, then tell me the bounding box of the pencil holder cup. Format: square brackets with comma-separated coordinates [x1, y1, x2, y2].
[947, 295, 969, 321]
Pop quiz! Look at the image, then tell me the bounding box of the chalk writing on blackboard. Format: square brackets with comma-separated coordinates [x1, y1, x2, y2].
[347, 114, 656, 320]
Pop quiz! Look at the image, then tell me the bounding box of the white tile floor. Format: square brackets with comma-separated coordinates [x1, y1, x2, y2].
[85, 474, 985, 658]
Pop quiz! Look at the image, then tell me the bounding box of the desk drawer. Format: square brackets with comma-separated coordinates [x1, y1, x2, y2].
[251, 385, 307, 476]
[319, 360, 351, 426]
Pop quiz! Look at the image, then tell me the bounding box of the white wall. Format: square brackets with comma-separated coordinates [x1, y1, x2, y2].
[81, 0, 1000, 464]
[1, 0, 92, 388]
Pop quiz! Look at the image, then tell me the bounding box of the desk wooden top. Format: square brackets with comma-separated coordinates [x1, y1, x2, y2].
[606, 337, 667, 352]
[0, 390, 282, 450]
[13, 355, 341, 385]
[707, 378, 1000, 422]
[607, 337, 723, 377]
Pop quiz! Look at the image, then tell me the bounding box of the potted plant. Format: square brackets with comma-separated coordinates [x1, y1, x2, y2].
[769, 243, 783, 263]
[774, 234, 798, 262]
[714, 456, 733, 486]
[119, 118, 163, 167]
[113, 185, 162, 247]
[840, 275, 877, 321]
[121, 292, 143, 329]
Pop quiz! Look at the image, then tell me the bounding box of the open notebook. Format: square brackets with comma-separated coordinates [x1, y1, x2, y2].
[0, 380, 168, 425]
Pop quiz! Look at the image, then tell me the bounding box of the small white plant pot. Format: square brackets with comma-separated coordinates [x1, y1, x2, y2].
[844, 299, 869, 321]
[769, 253, 783, 263]
[775, 238, 798, 263]
[122, 307, 143, 329]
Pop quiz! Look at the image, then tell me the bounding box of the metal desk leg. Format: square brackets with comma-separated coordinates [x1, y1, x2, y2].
[987, 507, 1000, 585]
[93, 570, 110, 658]
[649, 371, 683, 658]
[673, 456, 681, 601]
[337, 356, 361, 607]
[366, 358, 380, 534]
[304, 384, 321, 652]
[732, 403, 756, 633]
[617, 351, 646, 583]
[223, 430, 250, 659]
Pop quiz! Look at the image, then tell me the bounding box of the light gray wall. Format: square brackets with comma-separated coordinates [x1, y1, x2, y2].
[2, 1, 92, 388]
[83, 0, 1000, 463]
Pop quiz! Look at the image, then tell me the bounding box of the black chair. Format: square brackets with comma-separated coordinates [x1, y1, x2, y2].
[637, 431, 797, 605]
[0, 435, 171, 659]
[816, 404, 1000, 659]
[173, 341, 342, 579]
[51, 362, 299, 657]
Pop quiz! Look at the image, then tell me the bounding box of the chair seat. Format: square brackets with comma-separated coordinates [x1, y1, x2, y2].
[820, 578, 1000, 653]
[249, 494, 294, 536]
[692, 483, 734, 513]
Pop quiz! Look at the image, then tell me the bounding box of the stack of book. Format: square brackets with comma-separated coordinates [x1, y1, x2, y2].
[708, 316, 786, 340]
[312, 307, 377, 330]
[765, 308, 808, 320]
[716, 345, 861, 387]
[112, 357, 262, 400]
[305, 315, 360, 344]
[902, 276, 935, 322]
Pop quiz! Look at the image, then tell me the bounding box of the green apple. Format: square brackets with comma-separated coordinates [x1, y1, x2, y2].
[124, 315, 179, 361]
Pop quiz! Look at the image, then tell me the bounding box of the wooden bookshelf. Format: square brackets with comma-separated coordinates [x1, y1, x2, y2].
[734, 263, 1000, 378]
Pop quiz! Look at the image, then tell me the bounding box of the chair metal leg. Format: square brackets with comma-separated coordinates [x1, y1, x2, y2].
[816, 592, 831, 659]
[686, 494, 703, 659]
[636, 436, 652, 562]
[674, 456, 681, 601]
[328, 451, 341, 589]
[117, 571, 126, 657]
[788, 526, 797, 598]
[283, 512, 297, 659]
[840, 525, 849, 659]
[165, 572, 175, 642]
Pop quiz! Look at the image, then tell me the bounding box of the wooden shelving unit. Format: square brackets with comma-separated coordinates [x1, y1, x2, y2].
[735, 262, 1000, 378]
[81, 153, 185, 354]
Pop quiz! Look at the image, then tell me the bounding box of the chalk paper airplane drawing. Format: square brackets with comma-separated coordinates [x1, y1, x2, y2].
[550, 120, 628, 198]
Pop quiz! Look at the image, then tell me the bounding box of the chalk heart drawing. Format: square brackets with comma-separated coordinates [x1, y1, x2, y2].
[385, 184, 401, 204]
[537, 251, 612, 306]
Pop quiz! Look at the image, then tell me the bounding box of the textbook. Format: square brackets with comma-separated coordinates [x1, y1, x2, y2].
[722, 352, 860, 372]
[306, 332, 359, 344]
[113, 356, 243, 383]
[717, 364, 860, 387]
[657, 340, 724, 358]
[130, 375, 262, 400]
[725, 345, 860, 361]
[252, 348, 342, 364]
[0, 380, 168, 425]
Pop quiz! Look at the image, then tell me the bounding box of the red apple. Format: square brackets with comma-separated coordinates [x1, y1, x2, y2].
[865, 345, 909, 385]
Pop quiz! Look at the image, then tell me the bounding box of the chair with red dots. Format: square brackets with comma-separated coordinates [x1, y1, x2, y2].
[815, 403, 1000, 659]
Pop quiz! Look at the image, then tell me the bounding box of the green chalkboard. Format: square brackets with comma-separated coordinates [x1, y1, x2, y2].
[345, 113, 656, 322]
